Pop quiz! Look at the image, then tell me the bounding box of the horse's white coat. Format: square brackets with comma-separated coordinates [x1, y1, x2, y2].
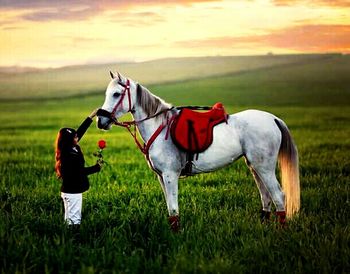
[98, 73, 300, 219]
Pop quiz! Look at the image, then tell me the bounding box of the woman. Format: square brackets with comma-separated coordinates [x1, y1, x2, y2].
[55, 110, 102, 227]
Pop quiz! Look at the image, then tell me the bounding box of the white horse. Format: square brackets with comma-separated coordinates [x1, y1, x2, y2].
[97, 72, 300, 230]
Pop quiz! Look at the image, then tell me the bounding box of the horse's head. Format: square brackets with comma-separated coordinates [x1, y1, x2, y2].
[97, 71, 137, 130]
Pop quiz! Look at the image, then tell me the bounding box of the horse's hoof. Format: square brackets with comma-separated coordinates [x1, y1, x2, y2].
[275, 211, 287, 228]
[260, 209, 271, 224]
[168, 215, 180, 233]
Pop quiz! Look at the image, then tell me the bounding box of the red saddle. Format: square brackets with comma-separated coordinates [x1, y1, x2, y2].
[170, 103, 227, 153]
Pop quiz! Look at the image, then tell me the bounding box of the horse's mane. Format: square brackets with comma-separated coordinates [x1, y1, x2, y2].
[136, 84, 172, 118]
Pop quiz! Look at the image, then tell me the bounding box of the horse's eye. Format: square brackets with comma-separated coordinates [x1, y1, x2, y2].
[113, 92, 120, 98]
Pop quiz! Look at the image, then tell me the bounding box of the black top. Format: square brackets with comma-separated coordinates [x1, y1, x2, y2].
[60, 117, 100, 193]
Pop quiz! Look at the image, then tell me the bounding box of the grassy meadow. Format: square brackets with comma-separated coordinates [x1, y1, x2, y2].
[0, 54, 349, 273]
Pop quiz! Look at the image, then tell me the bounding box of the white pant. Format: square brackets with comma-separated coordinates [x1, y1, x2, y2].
[61, 192, 83, 225]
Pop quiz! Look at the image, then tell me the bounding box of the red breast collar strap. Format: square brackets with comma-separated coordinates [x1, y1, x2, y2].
[124, 114, 174, 174]
[143, 123, 166, 157]
[124, 121, 166, 161]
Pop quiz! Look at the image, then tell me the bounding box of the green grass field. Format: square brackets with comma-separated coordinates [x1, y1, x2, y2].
[0, 55, 349, 273]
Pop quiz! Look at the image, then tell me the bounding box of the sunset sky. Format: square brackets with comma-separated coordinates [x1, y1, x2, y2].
[0, 0, 349, 68]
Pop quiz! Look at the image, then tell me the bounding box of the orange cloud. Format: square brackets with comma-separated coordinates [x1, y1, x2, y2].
[175, 24, 350, 53]
[264, 25, 350, 53]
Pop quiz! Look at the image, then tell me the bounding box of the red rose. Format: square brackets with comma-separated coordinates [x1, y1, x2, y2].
[98, 140, 106, 149]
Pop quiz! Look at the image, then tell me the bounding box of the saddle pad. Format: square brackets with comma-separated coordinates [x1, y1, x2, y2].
[170, 103, 227, 153]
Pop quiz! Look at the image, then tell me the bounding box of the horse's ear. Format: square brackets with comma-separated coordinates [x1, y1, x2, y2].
[110, 71, 115, 79]
[117, 72, 122, 81]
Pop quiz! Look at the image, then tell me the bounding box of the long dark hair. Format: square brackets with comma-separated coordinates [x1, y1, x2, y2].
[55, 128, 76, 178]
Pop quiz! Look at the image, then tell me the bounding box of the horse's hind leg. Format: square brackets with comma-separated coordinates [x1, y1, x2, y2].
[254, 169, 286, 225]
[245, 157, 272, 222]
[245, 153, 286, 225]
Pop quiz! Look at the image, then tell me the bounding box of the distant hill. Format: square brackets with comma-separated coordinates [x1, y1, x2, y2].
[0, 54, 344, 100]
[0, 66, 45, 74]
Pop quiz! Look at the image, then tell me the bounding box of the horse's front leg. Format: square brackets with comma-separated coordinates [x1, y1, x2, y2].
[158, 171, 180, 232]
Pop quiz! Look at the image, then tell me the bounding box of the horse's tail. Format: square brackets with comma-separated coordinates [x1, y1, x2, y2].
[274, 119, 300, 218]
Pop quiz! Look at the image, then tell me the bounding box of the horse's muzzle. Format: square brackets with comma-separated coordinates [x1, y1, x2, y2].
[97, 117, 110, 130]
[97, 108, 114, 130]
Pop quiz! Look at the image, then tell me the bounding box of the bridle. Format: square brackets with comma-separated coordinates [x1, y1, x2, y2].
[97, 79, 173, 127]
[97, 78, 174, 158]
[97, 78, 136, 127]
